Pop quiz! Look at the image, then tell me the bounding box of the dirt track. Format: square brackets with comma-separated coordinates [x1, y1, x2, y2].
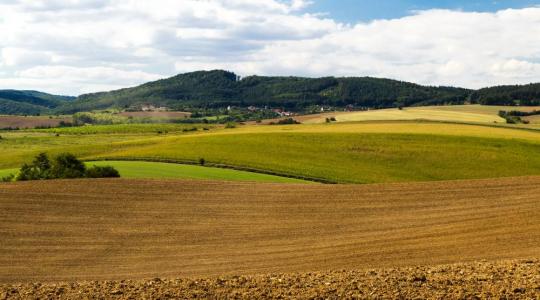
[0, 177, 539, 284]
[1, 260, 539, 299]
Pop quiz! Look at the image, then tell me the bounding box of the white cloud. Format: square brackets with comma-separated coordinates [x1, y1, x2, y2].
[0, 1, 540, 95]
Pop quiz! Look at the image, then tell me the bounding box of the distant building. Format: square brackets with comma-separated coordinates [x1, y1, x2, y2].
[141, 104, 168, 112]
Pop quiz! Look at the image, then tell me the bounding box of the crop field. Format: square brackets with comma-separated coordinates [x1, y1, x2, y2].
[296, 105, 540, 125]
[523, 114, 540, 124]
[88, 161, 309, 183]
[0, 161, 309, 183]
[1, 121, 540, 183]
[0, 176, 539, 283]
[0, 115, 71, 129]
[2, 260, 538, 298]
[32, 123, 214, 135]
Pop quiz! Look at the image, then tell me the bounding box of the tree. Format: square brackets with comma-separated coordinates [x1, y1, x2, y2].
[33, 153, 51, 178]
[50, 153, 86, 179]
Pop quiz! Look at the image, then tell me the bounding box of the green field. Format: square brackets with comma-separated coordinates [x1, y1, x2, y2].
[0, 161, 308, 183]
[1, 120, 540, 184]
[87, 161, 309, 183]
[32, 123, 215, 135]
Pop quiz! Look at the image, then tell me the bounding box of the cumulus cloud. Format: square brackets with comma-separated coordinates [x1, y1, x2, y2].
[0, 1, 539, 95]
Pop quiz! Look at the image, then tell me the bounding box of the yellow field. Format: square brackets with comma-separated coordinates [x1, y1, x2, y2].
[298, 105, 540, 124]
[523, 114, 540, 124]
[224, 121, 540, 143]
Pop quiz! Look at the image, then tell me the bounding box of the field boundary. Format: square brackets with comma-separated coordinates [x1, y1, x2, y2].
[87, 157, 337, 184]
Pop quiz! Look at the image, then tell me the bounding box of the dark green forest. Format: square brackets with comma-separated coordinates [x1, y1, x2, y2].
[57, 70, 471, 113]
[470, 83, 540, 106]
[0, 90, 75, 115]
[2, 71, 540, 115]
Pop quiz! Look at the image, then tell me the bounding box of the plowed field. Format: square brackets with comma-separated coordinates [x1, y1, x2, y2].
[1, 177, 539, 283]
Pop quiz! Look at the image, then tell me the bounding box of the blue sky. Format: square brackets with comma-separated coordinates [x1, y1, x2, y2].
[1, 0, 540, 95]
[307, 0, 540, 22]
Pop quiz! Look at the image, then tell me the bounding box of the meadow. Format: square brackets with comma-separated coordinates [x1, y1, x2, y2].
[1, 121, 540, 183]
[0, 160, 309, 183]
[88, 161, 309, 183]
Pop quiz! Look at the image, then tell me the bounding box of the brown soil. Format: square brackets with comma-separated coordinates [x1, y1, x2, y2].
[1, 177, 539, 285]
[117, 111, 191, 119]
[0, 259, 538, 299]
[0, 116, 71, 129]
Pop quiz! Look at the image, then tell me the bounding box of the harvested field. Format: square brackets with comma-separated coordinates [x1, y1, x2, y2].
[117, 111, 191, 119]
[0, 116, 70, 129]
[1, 177, 539, 284]
[1, 259, 538, 299]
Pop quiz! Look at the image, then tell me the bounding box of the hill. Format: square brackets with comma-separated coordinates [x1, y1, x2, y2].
[1, 122, 540, 183]
[471, 83, 540, 105]
[0, 90, 75, 115]
[57, 70, 472, 113]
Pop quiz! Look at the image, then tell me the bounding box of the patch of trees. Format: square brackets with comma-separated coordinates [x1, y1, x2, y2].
[270, 118, 301, 125]
[1, 153, 120, 182]
[471, 83, 540, 106]
[497, 110, 539, 124]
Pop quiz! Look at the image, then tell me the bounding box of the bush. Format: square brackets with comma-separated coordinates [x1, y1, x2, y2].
[11, 153, 120, 181]
[86, 166, 120, 178]
[273, 118, 301, 125]
[51, 153, 86, 179]
[1, 174, 14, 182]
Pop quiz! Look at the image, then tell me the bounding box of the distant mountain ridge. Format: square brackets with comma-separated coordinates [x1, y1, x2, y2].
[0, 90, 75, 115]
[2, 70, 540, 115]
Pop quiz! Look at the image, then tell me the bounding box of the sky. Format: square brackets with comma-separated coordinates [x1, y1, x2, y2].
[0, 0, 540, 96]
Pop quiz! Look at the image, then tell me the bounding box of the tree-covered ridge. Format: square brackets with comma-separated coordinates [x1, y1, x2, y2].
[58, 70, 472, 113]
[470, 83, 540, 105]
[0, 90, 75, 115]
[4, 71, 540, 115]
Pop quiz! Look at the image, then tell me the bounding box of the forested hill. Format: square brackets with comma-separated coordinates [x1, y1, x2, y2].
[0, 90, 75, 115]
[470, 83, 540, 106]
[57, 70, 472, 113]
[4, 71, 540, 114]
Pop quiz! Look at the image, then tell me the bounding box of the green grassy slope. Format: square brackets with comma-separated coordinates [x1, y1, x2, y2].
[0, 161, 309, 183]
[1, 122, 539, 184]
[87, 161, 309, 183]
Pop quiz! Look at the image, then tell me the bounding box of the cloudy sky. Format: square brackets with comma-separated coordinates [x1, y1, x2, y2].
[0, 0, 540, 96]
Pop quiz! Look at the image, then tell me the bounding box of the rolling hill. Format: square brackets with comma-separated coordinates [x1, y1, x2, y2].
[56, 70, 472, 113]
[0, 90, 75, 115]
[3, 71, 540, 115]
[471, 83, 540, 106]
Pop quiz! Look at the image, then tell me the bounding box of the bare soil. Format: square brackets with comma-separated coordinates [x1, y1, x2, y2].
[0, 259, 538, 299]
[0, 116, 71, 129]
[0, 177, 539, 285]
